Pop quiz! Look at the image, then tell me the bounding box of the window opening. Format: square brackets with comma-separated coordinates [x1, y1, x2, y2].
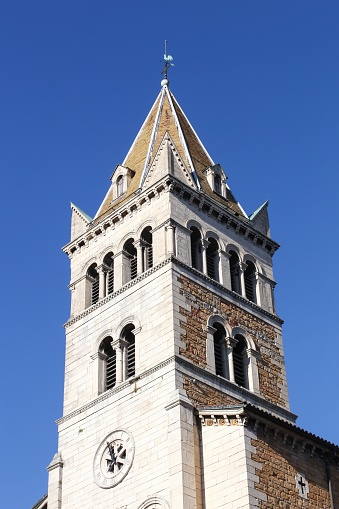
[100, 337, 116, 390]
[117, 175, 124, 197]
[244, 261, 256, 303]
[190, 226, 202, 271]
[123, 239, 137, 280]
[213, 322, 225, 377]
[103, 252, 114, 295]
[233, 335, 246, 387]
[206, 238, 219, 281]
[214, 174, 222, 194]
[87, 264, 99, 305]
[141, 227, 153, 271]
[229, 251, 241, 294]
[122, 324, 135, 378]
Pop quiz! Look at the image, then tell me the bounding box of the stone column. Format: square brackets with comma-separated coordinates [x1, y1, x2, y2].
[112, 338, 128, 384]
[133, 240, 143, 275]
[254, 271, 261, 307]
[225, 337, 238, 383]
[239, 262, 247, 297]
[98, 266, 106, 300]
[201, 239, 210, 276]
[245, 348, 260, 395]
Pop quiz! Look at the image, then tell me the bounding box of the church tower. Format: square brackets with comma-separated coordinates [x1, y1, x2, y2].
[45, 69, 338, 509]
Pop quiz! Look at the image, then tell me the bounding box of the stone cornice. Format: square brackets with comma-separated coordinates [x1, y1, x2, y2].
[64, 256, 283, 328]
[172, 258, 284, 324]
[56, 355, 177, 425]
[62, 174, 279, 259]
[195, 404, 339, 463]
[176, 355, 296, 423]
[244, 405, 339, 460]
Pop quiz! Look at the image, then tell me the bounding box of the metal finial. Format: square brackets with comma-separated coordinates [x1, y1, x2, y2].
[161, 39, 174, 86]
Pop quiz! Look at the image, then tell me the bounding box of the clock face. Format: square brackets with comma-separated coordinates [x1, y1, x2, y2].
[93, 429, 135, 489]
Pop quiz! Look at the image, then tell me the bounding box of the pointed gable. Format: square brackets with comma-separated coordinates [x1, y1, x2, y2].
[94, 84, 247, 222]
[70, 203, 92, 241]
[143, 132, 198, 189]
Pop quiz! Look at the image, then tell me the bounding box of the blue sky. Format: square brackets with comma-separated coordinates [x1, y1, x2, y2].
[1, 1, 338, 508]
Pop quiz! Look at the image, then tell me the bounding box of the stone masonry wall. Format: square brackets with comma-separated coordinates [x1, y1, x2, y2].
[178, 275, 287, 408]
[251, 424, 339, 508]
[184, 376, 242, 407]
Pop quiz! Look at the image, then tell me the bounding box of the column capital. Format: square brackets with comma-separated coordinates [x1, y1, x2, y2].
[112, 338, 129, 351]
[133, 239, 142, 249]
[90, 351, 107, 362]
[206, 324, 217, 334]
[225, 336, 238, 349]
[200, 239, 210, 250]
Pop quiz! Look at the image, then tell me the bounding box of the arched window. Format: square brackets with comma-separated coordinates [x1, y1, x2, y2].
[190, 226, 202, 271]
[213, 322, 226, 377]
[121, 324, 135, 379]
[229, 250, 241, 294]
[103, 252, 114, 295]
[206, 237, 219, 281]
[99, 336, 116, 391]
[214, 174, 222, 194]
[87, 263, 99, 305]
[117, 175, 124, 197]
[123, 238, 137, 281]
[140, 226, 153, 272]
[233, 334, 247, 388]
[244, 261, 256, 303]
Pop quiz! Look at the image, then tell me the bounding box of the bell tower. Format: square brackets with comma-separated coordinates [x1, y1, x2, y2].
[45, 65, 338, 509]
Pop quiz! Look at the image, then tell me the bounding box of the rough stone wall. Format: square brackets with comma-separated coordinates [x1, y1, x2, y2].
[184, 376, 242, 407]
[251, 425, 339, 508]
[178, 275, 287, 408]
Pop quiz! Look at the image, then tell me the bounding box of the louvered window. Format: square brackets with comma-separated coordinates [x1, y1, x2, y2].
[233, 335, 247, 388]
[244, 261, 256, 303]
[141, 226, 153, 272]
[100, 337, 116, 391]
[206, 238, 219, 281]
[190, 226, 202, 271]
[127, 339, 135, 378]
[106, 350, 117, 389]
[107, 268, 114, 294]
[130, 256, 137, 280]
[229, 251, 241, 294]
[123, 239, 137, 282]
[87, 264, 99, 305]
[103, 252, 114, 295]
[213, 323, 225, 376]
[122, 325, 136, 379]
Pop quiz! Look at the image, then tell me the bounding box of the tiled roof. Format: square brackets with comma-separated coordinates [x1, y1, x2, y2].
[94, 85, 246, 222]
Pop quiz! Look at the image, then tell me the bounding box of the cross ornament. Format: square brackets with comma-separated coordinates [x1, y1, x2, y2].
[296, 472, 309, 499]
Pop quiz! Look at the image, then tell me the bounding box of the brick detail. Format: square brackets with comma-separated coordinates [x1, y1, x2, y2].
[184, 376, 241, 407]
[251, 426, 339, 508]
[178, 275, 286, 407]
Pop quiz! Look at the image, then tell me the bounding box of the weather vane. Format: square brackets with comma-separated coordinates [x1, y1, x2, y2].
[161, 40, 174, 85]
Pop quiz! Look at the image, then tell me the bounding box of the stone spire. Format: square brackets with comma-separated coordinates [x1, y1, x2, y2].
[95, 84, 246, 222]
